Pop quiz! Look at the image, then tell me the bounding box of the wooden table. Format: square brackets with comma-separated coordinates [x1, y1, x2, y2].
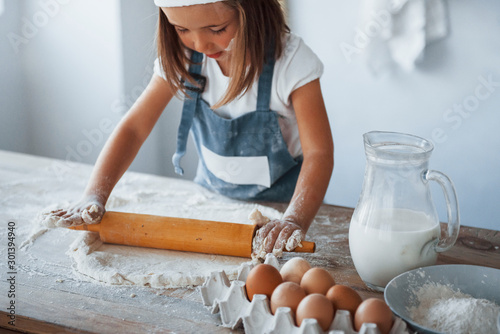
[0, 150, 499, 333]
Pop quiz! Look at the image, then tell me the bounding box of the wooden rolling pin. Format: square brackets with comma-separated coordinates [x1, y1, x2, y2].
[68, 211, 315, 258]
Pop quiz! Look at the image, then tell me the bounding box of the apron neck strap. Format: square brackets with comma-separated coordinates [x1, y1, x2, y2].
[173, 50, 205, 176]
[189, 50, 203, 73]
[183, 51, 205, 93]
[256, 46, 276, 112]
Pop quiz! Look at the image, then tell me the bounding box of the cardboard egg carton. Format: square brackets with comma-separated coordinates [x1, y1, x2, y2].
[200, 254, 411, 334]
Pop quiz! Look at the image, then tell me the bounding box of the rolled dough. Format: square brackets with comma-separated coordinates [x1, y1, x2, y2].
[41, 175, 283, 288]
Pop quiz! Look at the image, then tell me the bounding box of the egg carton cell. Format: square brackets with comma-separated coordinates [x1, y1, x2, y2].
[199, 254, 411, 334]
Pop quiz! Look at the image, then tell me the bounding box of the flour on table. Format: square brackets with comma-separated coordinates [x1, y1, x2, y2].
[2, 156, 288, 291]
[50, 175, 283, 288]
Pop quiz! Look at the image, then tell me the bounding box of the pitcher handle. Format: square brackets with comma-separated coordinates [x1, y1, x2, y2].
[423, 170, 460, 252]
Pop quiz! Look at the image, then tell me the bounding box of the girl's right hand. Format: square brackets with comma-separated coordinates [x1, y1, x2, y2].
[41, 195, 105, 228]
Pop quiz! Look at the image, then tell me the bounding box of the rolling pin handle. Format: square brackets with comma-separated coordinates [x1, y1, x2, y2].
[291, 240, 315, 253]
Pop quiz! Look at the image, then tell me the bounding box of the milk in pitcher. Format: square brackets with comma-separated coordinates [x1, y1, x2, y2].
[349, 208, 440, 289]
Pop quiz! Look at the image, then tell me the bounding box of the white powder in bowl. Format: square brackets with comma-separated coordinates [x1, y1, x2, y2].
[408, 283, 500, 334]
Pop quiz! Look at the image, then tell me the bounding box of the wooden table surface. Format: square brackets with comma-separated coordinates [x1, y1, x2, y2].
[0, 150, 499, 334]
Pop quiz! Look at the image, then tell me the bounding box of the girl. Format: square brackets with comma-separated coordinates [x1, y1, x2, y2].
[45, 0, 334, 257]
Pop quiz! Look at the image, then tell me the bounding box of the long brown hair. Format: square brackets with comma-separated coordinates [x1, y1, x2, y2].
[156, 0, 289, 109]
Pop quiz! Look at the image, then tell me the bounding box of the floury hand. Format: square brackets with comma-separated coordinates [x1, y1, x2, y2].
[250, 210, 305, 259]
[40, 195, 105, 227]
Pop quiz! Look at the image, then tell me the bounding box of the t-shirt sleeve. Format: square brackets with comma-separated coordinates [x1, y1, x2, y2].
[274, 33, 324, 106]
[153, 58, 167, 80]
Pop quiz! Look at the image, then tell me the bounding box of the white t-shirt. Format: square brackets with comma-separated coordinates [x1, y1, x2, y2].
[153, 33, 324, 158]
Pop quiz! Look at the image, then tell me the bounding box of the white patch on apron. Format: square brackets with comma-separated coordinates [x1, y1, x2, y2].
[201, 145, 271, 188]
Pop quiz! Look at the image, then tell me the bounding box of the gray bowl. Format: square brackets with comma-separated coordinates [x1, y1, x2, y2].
[384, 265, 500, 334]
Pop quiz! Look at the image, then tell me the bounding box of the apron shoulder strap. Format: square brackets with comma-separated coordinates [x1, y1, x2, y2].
[182, 51, 205, 92]
[256, 47, 276, 112]
[172, 51, 205, 175]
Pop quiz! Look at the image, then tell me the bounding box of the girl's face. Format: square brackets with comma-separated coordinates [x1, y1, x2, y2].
[162, 3, 238, 61]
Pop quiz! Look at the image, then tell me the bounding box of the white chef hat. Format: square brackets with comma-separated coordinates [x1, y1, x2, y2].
[154, 0, 223, 7]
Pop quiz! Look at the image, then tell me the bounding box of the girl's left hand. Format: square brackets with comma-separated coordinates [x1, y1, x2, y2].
[252, 219, 305, 258]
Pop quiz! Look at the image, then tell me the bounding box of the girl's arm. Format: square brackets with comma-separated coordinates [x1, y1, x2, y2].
[254, 79, 334, 255]
[45, 74, 175, 227]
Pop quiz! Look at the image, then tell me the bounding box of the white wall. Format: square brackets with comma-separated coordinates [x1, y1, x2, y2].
[0, 1, 29, 153]
[288, 0, 500, 230]
[1, 0, 123, 165]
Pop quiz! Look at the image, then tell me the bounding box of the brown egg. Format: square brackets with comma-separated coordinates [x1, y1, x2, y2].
[245, 264, 283, 301]
[326, 285, 363, 317]
[296, 293, 335, 331]
[300, 267, 335, 295]
[270, 282, 307, 316]
[354, 298, 393, 334]
[280, 257, 312, 284]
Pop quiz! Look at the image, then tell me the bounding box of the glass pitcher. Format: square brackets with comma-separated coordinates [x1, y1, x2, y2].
[349, 131, 460, 291]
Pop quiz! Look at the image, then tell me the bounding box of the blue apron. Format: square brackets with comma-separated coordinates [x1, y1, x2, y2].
[172, 51, 301, 201]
